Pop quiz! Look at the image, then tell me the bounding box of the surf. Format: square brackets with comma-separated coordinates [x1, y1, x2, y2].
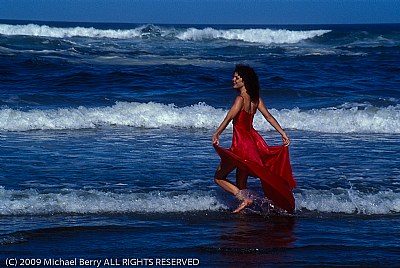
[0, 187, 227, 215]
[176, 27, 331, 44]
[0, 186, 399, 216]
[1, 101, 399, 133]
[0, 23, 331, 45]
[295, 188, 400, 215]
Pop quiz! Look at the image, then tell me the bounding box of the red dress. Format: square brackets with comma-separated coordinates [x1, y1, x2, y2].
[214, 109, 296, 213]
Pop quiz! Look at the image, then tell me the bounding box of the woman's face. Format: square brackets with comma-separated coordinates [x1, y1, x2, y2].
[232, 72, 244, 89]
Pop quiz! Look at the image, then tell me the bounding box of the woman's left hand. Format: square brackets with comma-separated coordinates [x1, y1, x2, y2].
[282, 134, 290, 147]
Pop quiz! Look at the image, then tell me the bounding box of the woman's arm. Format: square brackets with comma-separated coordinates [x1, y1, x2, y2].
[212, 96, 243, 145]
[258, 97, 290, 146]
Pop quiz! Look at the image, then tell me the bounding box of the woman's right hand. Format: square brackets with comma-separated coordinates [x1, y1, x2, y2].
[212, 133, 220, 145]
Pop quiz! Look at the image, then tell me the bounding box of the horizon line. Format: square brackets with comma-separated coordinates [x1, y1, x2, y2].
[1, 18, 399, 27]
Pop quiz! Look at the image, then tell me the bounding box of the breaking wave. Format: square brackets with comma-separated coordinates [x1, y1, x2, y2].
[295, 188, 400, 215]
[0, 186, 399, 215]
[0, 23, 331, 45]
[0, 187, 227, 215]
[176, 27, 331, 44]
[0, 23, 145, 39]
[1, 102, 399, 133]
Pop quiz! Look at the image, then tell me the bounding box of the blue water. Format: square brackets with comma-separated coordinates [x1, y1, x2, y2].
[1, 20, 400, 267]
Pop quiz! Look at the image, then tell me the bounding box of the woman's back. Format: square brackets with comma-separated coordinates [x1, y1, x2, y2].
[240, 95, 259, 114]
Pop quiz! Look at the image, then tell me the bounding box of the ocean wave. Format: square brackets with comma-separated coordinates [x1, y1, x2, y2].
[1, 102, 399, 133]
[0, 102, 224, 131]
[295, 189, 400, 215]
[176, 27, 331, 44]
[0, 187, 227, 215]
[0, 186, 398, 215]
[0, 23, 330, 44]
[270, 104, 400, 134]
[0, 23, 144, 39]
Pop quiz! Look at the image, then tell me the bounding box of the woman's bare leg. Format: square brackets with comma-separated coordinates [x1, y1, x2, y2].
[232, 168, 253, 213]
[214, 162, 239, 195]
[214, 177, 240, 195]
[214, 163, 253, 213]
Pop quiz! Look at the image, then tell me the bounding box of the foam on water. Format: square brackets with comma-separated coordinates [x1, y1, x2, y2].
[0, 186, 398, 215]
[0, 23, 143, 39]
[176, 27, 331, 44]
[0, 187, 227, 215]
[0, 102, 224, 131]
[1, 102, 399, 133]
[0, 23, 331, 45]
[267, 104, 400, 134]
[295, 188, 400, 215]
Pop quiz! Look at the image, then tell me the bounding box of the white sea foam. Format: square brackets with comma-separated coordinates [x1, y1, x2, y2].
[0, 102, 224, 131]
[0, 23, 330, 44]
[176, 27, 331, 44]
[295, 189, 400, 215]
[0, 24, 144, 39]
[1, 102, 399, 133]
[0, 187, 227, 215]
[0, 186, 398, 215]
[262, 104, 400, 134]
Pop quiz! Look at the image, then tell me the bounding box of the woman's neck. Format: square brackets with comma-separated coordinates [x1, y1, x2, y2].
[239, 87, 247, 96]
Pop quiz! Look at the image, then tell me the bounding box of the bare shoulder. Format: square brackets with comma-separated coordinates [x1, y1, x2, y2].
[235, 95, 244, 102]
[233, 95, 244, 106]
[227, 96, 244, 115]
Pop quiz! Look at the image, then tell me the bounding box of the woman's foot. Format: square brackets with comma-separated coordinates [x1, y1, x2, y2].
[233, 189, 253, 213]
[233, 198, 253, 213]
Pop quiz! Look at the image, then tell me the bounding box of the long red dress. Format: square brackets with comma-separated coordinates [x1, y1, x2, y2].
[213, 109, 296, 213]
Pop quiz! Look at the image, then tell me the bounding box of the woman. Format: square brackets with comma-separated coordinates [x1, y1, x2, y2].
[212, 65, 296, 213]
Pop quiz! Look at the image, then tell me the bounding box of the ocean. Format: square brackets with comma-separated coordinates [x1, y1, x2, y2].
[0, 20, 399, 267]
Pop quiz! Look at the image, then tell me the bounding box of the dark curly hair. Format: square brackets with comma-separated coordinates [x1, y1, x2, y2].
[234, 64, 260, 102]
